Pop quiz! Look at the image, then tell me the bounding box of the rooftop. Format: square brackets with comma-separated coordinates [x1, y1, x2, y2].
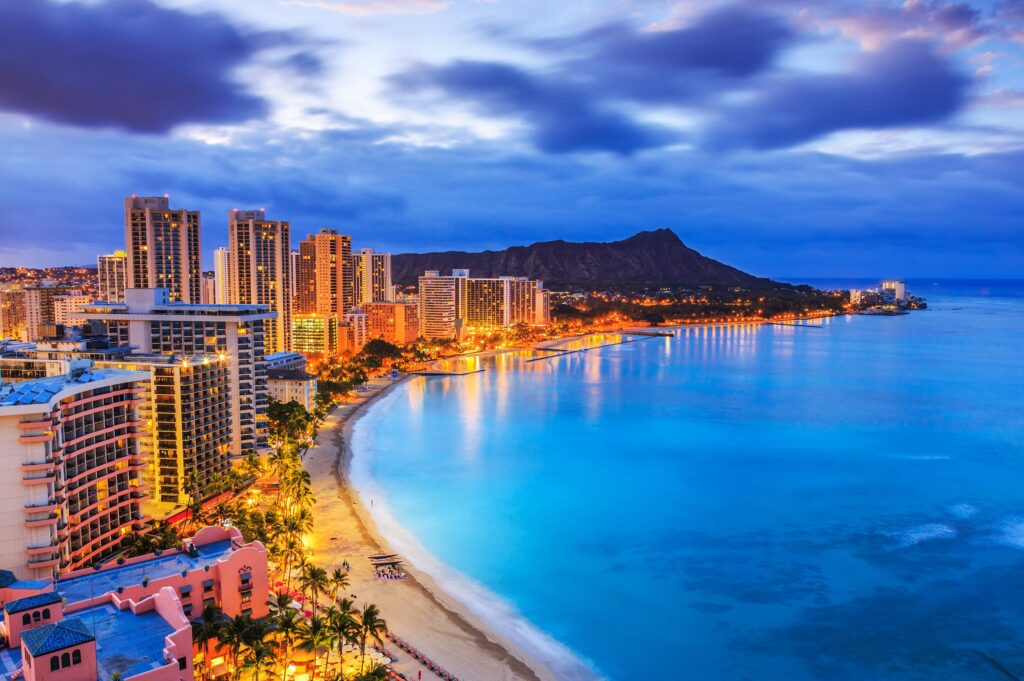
[0, 368, 140, 407]
[56, 540, 234, 605]
[21, 617, 94, 656]
[268, 369, 316, 381]
[4, 591, 61, 614]
[86, 603, 175, 681]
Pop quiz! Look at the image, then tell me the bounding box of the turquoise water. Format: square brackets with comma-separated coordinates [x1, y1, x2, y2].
[352, 281, 1024, 680]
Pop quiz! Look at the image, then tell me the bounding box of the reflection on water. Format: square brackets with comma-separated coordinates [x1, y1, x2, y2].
[362, 299, 1024, 681]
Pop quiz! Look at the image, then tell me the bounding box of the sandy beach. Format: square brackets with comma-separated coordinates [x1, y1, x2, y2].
[303, 375, 561, 681]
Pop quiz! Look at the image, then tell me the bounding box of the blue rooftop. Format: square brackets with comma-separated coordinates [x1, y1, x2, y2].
[56, 540, 234, 605]
[0, 369, 140, 407]
[83, 603, 175, 681]
[21, 617, 94, 656]
[4, 591, 61, 614]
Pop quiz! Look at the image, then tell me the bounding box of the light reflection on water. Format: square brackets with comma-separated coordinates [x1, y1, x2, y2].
[357, 289, 1024, 681]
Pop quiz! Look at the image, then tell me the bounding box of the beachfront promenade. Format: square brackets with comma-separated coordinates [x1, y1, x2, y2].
[303, 375, 557, 681]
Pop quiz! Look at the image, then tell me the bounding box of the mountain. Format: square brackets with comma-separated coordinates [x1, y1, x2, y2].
[391, 229, 778, 289]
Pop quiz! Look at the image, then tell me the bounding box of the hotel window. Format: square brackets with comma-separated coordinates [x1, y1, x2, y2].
[50, 657, 59, 671]
[241, 592, 252, 604]
[203, 578, 215, 592]
[72, 650, 81, 665]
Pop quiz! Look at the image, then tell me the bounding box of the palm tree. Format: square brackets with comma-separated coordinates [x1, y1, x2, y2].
[299, 565, 330, 613]
[240, 452, 263, 483]
[191, 602, 226, 681]
[297, 615, 332, 681]
[328, 568, 349, 603]
[325, 605, 358, 675]
[242, 637, 276, 681]
[184, 469, 203, 534]
[356, 605, 387, 674]
[273, 607, 303, 681]
[220, 614, 260, 681]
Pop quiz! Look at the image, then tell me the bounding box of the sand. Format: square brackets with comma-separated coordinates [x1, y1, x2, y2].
[303, 376, 560, 681]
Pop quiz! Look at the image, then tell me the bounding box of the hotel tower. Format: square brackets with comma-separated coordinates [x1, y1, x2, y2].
[0, 364, 149, 578]
[124, 196, 202, 303]
[228, 210, 291, 353]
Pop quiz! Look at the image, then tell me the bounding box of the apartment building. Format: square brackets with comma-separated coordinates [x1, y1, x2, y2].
[124, 196, 202, 303]
[97, 251, 127, 303]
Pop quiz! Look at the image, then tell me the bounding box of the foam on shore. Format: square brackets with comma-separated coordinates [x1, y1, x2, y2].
[349, 386, 602, 681]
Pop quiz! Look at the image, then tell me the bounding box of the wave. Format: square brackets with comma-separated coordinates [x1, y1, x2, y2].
[948, 503, 978, 519]
[349, 388, 602, 681]
[995, 518, 1024, 549]
[885, 523, 957, 548]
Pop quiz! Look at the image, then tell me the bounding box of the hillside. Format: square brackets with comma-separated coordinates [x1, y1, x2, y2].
[391, 229, 779, 289]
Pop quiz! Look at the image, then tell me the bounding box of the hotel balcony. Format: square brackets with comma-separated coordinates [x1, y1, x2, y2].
[23, 472, 57, 486]
[18, 418, 54, 430]
[24, 513, 59, 529]
[19, 432, 54, 444]
[24, 501, 60, 514]
[21, 458, 57, 474]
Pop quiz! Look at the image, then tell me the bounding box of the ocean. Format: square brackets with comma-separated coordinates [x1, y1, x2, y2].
[350, 280, 1024, 680]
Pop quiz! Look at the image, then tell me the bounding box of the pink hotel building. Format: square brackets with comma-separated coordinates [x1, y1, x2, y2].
[0, 525, 269, 681]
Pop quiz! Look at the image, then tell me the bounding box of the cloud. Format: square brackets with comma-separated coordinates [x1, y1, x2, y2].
[0, 0, 320, 133]
[799, 0, 989, 50]
[391, 60, 668, 154]
[284, 0, 450, 16]
[391, 5, 972, 154]
[707, 39, 969, 150]
[553, 5, 793, 102]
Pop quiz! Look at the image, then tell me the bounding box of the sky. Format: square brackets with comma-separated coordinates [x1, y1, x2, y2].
[0, 0, 1021, 278]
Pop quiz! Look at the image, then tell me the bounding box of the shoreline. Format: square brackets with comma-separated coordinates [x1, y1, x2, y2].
[304, 375, 567, 681]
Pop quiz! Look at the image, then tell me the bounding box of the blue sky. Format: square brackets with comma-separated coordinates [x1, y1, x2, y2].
[0, 0, 1021, 277]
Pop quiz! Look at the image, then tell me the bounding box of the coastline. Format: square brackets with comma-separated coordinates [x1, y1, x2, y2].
[304, 375, 569, 681]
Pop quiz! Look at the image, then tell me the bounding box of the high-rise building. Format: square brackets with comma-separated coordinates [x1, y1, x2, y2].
[77, 288, 274, 458]
[97, 355, 232, 515]
[213, 247, 231, 305]
[0, 287, 27, 341]
[24, 287, 76, 341]
[52, 294, 92, 327]
[228, 210, 291, 353]
[364, 302, 419, 345]
[354, 248, 394, 305]
[291, 313, 339, 357]
[294, 229, 354, 318]
[464, 276, 546, 330]
[201, 272, 216, 304]
[417, 270, 467, 340]
[0, 363, 149, 578]
[416, 270, 549, 338]
[124, 196, 202, 303]
[97, 250, 127, 303]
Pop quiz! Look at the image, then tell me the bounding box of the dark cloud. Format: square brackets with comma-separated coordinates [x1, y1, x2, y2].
[552, 5, 793, 102]
[392, 5, 971, 154]
[391, 60, 667, 154]
[0, 0, 319, 132]
[707, 39, 970, 149]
